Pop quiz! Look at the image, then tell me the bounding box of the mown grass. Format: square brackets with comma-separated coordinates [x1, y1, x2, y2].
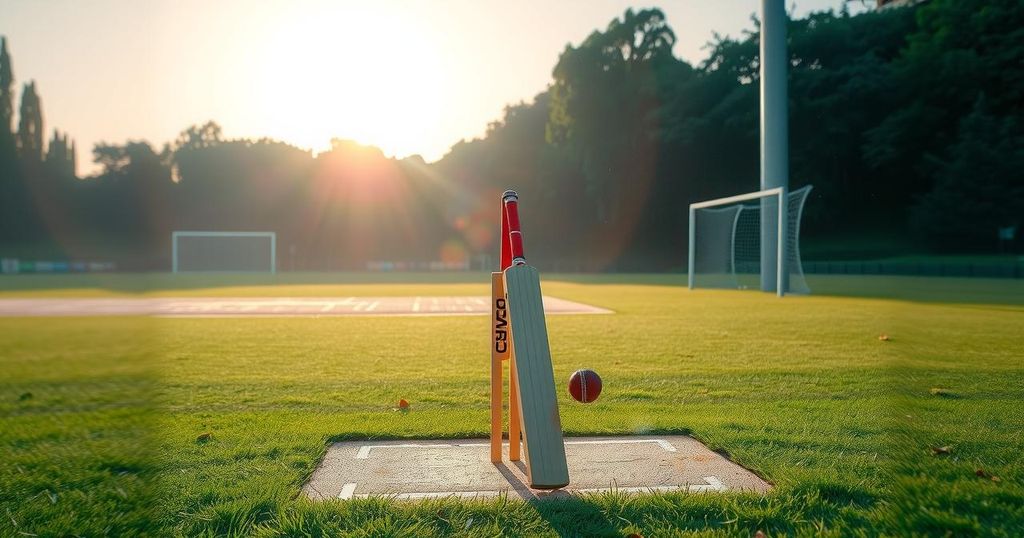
[1, 276, 1022, 536]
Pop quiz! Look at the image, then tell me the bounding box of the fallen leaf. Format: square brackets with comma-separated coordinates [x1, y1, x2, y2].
[626, 533, 643, 538]
[930, 446, 951, 456]
[754, 532, 767, 538]
[991, 476, 1001, 482]
[878, 334, 890, 341]
[398, 399, 410, 409]
[196, 432, 213, 443]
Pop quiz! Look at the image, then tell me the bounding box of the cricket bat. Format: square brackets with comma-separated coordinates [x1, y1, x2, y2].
[501, 191, 569, 489]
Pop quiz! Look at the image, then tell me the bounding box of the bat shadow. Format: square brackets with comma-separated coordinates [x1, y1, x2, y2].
[492, 462, 620, 536]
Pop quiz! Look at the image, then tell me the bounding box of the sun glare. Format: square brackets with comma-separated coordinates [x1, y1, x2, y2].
[248, 5, 447, 159]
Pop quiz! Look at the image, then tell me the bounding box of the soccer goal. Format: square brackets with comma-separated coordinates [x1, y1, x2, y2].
[171, 231, 276, 273]
[688, 186, 812, 296]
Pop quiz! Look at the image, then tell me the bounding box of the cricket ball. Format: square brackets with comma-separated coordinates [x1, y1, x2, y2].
[568, 369, 602, 403]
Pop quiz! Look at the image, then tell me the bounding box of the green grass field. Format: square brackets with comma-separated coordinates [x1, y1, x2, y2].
[1, 274, 1022, 536]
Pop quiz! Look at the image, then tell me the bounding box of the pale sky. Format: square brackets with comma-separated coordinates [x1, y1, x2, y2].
[1, 0, 866, 173]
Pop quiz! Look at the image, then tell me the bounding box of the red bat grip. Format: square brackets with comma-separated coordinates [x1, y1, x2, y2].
[502, 191, 526, 265]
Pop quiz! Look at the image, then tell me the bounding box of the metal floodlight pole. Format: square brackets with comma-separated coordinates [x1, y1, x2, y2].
[760, 0, 789, 294]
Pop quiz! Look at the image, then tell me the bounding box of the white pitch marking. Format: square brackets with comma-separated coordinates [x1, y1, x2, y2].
[474, 298, 486, 305]
[656, 439, 677, 452]
[354, 302, 367, 312]
[353, 440, 671, 460]
[352, 491, 490, 500]
[321, 303, 335, 313]
[464, 305, 473, 312]
[366, 301, 379, 312]
[338, 483, 357, 500]
[412, 297, 421, 312]
[576, 477, 726, 493]
[563, 439, 676, 452]
[356, 443, 489, 459]
[703, 476, 725, 490]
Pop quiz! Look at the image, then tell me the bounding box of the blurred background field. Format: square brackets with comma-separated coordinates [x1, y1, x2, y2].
[1, 271, 1022, 307]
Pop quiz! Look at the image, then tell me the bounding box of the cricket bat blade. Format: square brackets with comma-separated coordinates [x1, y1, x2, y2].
[504, 263, 570, 489]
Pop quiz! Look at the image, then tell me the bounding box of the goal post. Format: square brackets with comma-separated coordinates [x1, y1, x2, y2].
[171, 231, 277, 274]
[688, 186, 811, 296]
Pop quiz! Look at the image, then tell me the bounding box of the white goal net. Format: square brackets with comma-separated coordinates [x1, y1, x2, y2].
[688, 186, 811, 296]
[172, 231, 277, 273]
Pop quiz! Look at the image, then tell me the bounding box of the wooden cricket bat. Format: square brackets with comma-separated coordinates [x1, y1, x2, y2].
[501, 191, 569, 489]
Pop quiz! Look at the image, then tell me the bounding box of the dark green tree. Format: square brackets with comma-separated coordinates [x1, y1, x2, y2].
[864, 0, 1024, 223]
[0, 35, 22, 244]
[173, 121, 223, 151]
[910, 97, 1024, 251]
[0, 36, 13, 137]
[548, 8, 683, 226]
[45, 129, 76, 179]
[17, 81, 43, 162]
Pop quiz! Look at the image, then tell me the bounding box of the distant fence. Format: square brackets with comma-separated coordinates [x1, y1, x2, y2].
[1, 258, 117, 274]
[802, 260, 1024, 279]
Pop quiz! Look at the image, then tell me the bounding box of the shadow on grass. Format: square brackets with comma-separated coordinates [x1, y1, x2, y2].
[529, 496, 621, 536]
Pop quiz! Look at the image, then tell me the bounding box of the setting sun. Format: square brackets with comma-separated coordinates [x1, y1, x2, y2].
[246, 4, 447, 158]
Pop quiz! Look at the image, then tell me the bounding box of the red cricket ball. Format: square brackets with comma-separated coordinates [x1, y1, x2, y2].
[568, 369, 602, 403]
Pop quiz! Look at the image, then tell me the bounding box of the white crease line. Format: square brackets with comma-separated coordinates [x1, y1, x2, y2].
[356, 443, 489, 459]
[704, 476, 725, 490]
[338, 483, 357, 500]
[474, 298, 486, 305]
[412, 297, 421, 312]
[353, 440, 671, 460]
[366, 301, 379, 312]
[321, 303, 335, 312]
[353, 491, 491, 500]
[576, 478, 726, 493]
[564, 439, 676, 452]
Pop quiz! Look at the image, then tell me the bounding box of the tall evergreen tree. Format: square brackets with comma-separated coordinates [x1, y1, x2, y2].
[0, 36, 23, 244]
[70, 139, 77, 177]
[0, 36, 13, 136]
[17, 81, 43, 162]
[45, 129, 76, 178]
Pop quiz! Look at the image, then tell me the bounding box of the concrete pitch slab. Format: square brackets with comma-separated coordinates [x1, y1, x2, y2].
[0, 296, 612, 317]
[303, 436, 771, 501]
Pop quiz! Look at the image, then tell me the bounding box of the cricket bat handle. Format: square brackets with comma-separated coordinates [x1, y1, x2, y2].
[502, 190, 526, 266]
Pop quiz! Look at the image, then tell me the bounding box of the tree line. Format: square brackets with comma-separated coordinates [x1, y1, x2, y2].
[1, 0, 1021, 271]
